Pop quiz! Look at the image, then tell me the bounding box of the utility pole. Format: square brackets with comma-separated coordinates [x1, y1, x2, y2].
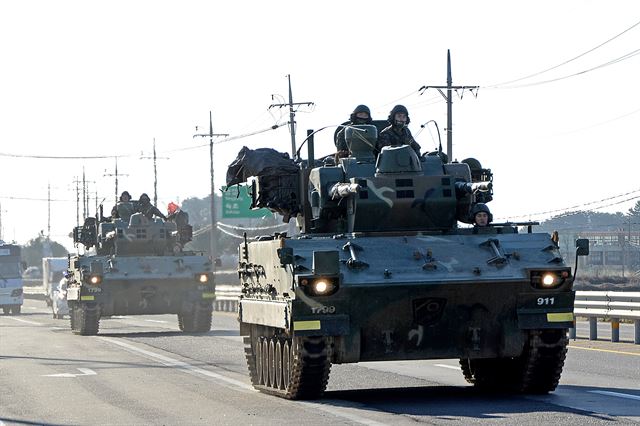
[419, 50, 479, 162]
[268, 74, 314, 159]
[104, 157, 129, 205]
[47, 183, 51, 237]
[73, 177, 81, 226]
[193, 111, 228, 261]
[140, 138, 169, 206]
[82, 168, 87, 219]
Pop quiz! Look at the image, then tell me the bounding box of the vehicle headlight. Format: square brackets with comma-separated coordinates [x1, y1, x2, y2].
[88, 275, 102, 285]
[530, 269, 570, 289]
[298, 276, 339, 296]
[195, 273, 211, 283]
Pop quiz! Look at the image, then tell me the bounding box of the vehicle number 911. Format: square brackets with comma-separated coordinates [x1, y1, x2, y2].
[537, 297, 555, 306]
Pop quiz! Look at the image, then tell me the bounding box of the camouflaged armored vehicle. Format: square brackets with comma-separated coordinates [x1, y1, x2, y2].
[227, 123, 589, 399]
[66, 202, 214, 335]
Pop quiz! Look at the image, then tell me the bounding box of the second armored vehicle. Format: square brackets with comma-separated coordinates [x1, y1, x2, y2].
[228, 122, 589, 399]
[66, 202, 215, 335]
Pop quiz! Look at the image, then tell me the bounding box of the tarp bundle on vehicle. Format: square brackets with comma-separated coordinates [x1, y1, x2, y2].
[226, 146, 298, 187]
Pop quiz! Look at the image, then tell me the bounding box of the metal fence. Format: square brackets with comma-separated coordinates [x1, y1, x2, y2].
[571, 290, 640, 344]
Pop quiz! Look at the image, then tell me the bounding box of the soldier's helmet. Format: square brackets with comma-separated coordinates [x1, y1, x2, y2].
[119, 191, 132, 202]
[350, 104, 372, 124]
[388, 104, 410, 125]
[470, 203, 493, 223]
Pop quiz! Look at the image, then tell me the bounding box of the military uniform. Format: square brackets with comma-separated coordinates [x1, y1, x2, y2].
[376, 126, 421, 156]
[375, 104, 421, 156]
[335, 104, 372, 152]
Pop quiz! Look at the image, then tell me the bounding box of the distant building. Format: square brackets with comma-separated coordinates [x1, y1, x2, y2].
[577, 230, 640, 271]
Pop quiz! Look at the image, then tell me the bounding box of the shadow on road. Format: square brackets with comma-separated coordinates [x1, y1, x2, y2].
[322, 384, 635, 421]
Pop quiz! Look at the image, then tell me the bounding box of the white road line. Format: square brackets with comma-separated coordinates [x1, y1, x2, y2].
[434, 363, 461, 371]
[43, 368, 97, 378]
[299, 400, 389, 426]
[1, 317, 41, 325]
[589, 390, 640, 401]
[97, 337, 255, 392]
[26, 306, 38, 309]
[144, 319, 168, 323]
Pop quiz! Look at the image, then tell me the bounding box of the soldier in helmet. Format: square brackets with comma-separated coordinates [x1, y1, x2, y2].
[136, 193, 167, 220]
[110, 190, 135, 221]
[376, 105, 421, 156]
[335, 104, 373, 159]
[470, 203, 493, 227]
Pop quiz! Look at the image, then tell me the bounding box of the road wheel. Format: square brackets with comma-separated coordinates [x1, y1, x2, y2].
[282, 340, 291, 390]
[274, 339, 283, 390]
[2, 307, 10, 315]
[268, 338, 277, 388]
[10, 305, 21, 315]
[255, 336, 265, 385]
[261, 338, 270, 387]
[72, 303, 100, 335]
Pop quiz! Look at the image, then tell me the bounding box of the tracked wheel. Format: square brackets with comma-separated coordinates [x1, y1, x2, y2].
[244, 325, 331, 399]
[71, 303, 100, 335]
[459, 329, 569, 394]
[178, 302, 213, 333]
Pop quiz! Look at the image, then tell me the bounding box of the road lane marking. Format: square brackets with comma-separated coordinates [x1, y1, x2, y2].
[589, 390, 640, 401]
[97, 337, 255, 392]
[144, 319, 168, 323]
[98, 338, 394, 426]
[1, 317, 41, 325]
[298, 400, 388, 426]
[434, 363, 461, 371]
[43, 368, 97, 378]
[568, 345, 640, 357]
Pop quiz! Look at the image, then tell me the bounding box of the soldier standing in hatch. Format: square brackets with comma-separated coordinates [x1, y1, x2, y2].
[335, 104, 373, 159]
[136, 193, 167, 220]
[376, 104, 421, 156]
[470, 203, 492, 227]
[110, 190, 135, 221]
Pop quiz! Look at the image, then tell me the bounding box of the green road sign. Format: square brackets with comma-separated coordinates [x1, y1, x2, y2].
[222, 185, 271, 219]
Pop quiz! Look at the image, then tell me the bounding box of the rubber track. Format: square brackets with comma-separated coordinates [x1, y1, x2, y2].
[72, 304, 100, 335]
[179, 303, 213, 332]
[244, 329, 331, 399]
[518, 329, 568, 393]
[459, 328, 568, 393]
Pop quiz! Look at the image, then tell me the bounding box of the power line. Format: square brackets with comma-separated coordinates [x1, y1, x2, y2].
[485, 18, 640, 88]
[498, 190, 640, 220]
[488, 47, 640, 90]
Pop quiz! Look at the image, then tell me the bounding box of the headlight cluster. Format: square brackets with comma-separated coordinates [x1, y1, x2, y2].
[86, 275, 103, 285]
[298, 276, 340, 296]
[530, 269, 570, 289]
[195, 273, 211, 283]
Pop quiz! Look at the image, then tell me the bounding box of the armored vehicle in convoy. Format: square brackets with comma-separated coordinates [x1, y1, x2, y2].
[66, 203, 215, 335]
[227, 122, 589, 399]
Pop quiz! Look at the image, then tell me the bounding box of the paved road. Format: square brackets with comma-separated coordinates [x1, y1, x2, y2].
[1, 299, 639, 425]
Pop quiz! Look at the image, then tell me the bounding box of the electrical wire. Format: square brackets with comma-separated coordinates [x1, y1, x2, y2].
[0, 122, 287, 160]
[497, 190, 640, 220]
[485, 18, 640, 88]
[489, 47, 640, 90]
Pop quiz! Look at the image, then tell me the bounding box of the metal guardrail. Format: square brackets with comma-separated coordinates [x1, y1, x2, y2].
[213, 284, 241, 313]
[571, 290, 640, 344]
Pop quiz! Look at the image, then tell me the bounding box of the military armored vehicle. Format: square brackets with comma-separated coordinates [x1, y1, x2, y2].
[227, 121, 589, 400]
[66, 202, 215, 335]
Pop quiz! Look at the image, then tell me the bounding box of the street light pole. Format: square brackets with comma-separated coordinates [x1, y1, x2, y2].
[194, 111, 228, 261]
